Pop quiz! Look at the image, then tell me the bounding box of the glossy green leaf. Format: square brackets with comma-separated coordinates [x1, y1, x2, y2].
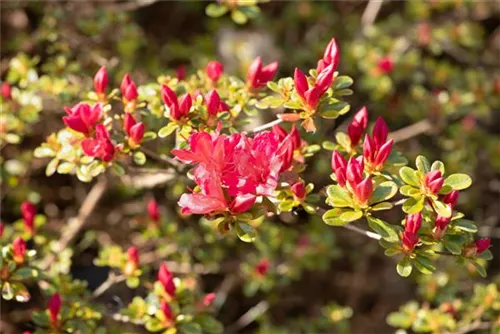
[367, 216, 399, 242]
[396, 257, 412, 277]
[326, 185, 352, 207]
[340, 210, 363, 222]
[205, 3, 228, 17]
[322, 208, 348, 226]
[133, 151, 147, 165]
[432, 199, 452, 218]
[402, 197, 424, 214]
[370, 181, 398, 204]
[236, 222, 256, 243]
[452, 219, 477, 233]
[415, 155, 430, 173]
[399, 167, 419, 187]
[158, 122, 178, 138]
[444, 174, 472, 190]
[333, 76, 354, 90]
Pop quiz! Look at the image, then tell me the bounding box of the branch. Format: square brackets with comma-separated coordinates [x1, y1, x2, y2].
[361, 0, 383, 28]
[91, 273, 126, 300]
[40, 178, 108, 270]
[252, 118, 284, 133]
[389, 119, 433, 143]
[343, 223, 381, 240]
[141, 147, 185, 171]
[226, 301, 270, 332]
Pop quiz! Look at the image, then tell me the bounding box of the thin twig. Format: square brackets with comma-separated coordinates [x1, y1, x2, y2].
[252, 118, 283, 133]
[226, 301, 270, 332]
[361, 0, 383, 28]
[141, 147, 185, 170]
[343, 223, 382, 240]
[389, 119, 433, 143]
[40, 178, 108, 270]
[91, 273, 126, 300]
[214, 274, 238, 313]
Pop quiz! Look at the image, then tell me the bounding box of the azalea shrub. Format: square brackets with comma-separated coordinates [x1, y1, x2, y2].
[1, 1, 499, 334]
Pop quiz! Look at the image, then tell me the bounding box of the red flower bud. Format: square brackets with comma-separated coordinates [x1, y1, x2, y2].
[128, 122, 145, 148]
[346, 157, 364, 187]
[294, 68, 309, 99]
[247, 57, 278, 89]
[475, 238, 491, 254]
[147, 199, 160, 223]
[94, 66, 108, 96]
[206, 61, 224, 82]
[176, 65, 186, 80]
[48, 293, 61, 325]
[124, 246, 139, 276]
[160, 301, 174, 325]
[291, 181, 306, 200]
[443, 190, 459, 208]
[347, 106, 368, 146]
[372, 117, 389, 149]
[21, 201, 36, 235]
[304, 86, 320, 109]
[177, 93, 192, 119]
[120, 74, 138, 102]
[161, 85, 178, 107]
[331, 151, 347, 173]
[424, 170, 444, 194]
[406, 213, 422, 234]
[289, 125, 302, 150]
[256, 258, 269, 276]
[158, 262, 176, 297]
[229, 194, 256, 213]
[373, 139, 393, 167]
[323, 38, 340, 71]
[354, 177, 373, 204]
[0, 222, 4, 237]
[315, 64, 334, 95]
[378, 56, 394, 74]
[205, 90, 221, 116]
[12, 237, 26, 264]
[202, 293, 216, 307]
[123, 113, 136, 135]
[1, 82, 12, 100]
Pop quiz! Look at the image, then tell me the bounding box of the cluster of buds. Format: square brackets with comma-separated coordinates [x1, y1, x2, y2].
[123, 113, 145, 149]
[294, 65, 334, 111]
[12, 237, 26, 264]
[316, 38, 340, 74]
[94, 67, 108, 102]
[161, 85, 192, 121]
[157, 263, 176, 327]
[363, 117, 393, 172]
[402, 213, 422, 253]
[246, 57, 278, 90]
[21, 201, 36, 236]
[347, 107, 368, 148]
[124, 246, 140, 276]
[423, 170, 444, 195]
[433, 190, 459, 238]
[81, 124, 115, 162]
[203, 89, 229, 125]
[205, 61, 224, 84]
[331, 152, 373, 206]
[462, 238, 491, 258]
[48, 293, 62, 328]
[120, 74, 139, 112]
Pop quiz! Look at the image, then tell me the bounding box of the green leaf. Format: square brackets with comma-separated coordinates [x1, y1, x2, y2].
[442, 238, 463, 255]
[196, 315, 224, 334]
[333, 76, 354, 90]
[414, 256, 435, 275]
[256, 96, 283, 109]
[133, 151, 147, 165]
[231, 9, 248, 24]
[46, 158, 59, 177]
[322, 208, 347, 226]
[335, 132, 351, 151]
[143, 131, 157, 142]
[145, 318, 164, 332]
[205, 3, 228, 17]
[370, 181, 398, 204]
[367, 216, 399, 242]
[432, 199, 452, 218]
[444, 174, 472, 190]
[322, 140, 336, 151]
[236, 222, 256, 243]
[396, 257, 413, 277]
[2, 282, 14, 300]
[283, 100, 303, 110]
[399, 167, 420, 187]
[415, 156, 430, 173]
[158, 123, 178, 138]
[179, 323, 202, 334]
[267, 81, 280, 93]
[319, 102, 350, 119]
[402, 197, 424, 214]
[112, 163, 126, 176]
[12, 282, 30, 302]
[431, 161, 445, 174]
[473, 262, 487, 278]
[326, 185, 353, 207]
[371, 202, 393, 211]
[340, 210, 363, 222]
[452, 219, 477, 233]
[126, 276, 140, 289]
[57, 162, 74, 174]
[478, 249, 493, 261]
[399, 185, 420, 197]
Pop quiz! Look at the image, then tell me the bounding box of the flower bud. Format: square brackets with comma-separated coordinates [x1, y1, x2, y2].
[0, 222, 4, 237]
[331, 151, 347, 173]
[315, 64, 334, 95]
[443, 190, 459, 208]
[256, 258, 269, 276]
[304, 86, 320, 109]
[406, 213, 422, 234]
[205, 90, 221, 116]
[323, 38, 340, 71]
[158, 262, 176, 297]
[1, 82, 12, 100]
[347, 107, 368, 146]
[291, 181, 306, 200]
[294, 68, 308, 99]
[424, 170, 444, 194]
[206, 61, 224, 82]
[48, 293, 61, 325]
[378, 56, 394, 74]
[161, 85, 178, 107]
[372, 117, 389, 149]
[354, 177, 373, 204]
[176, 65, 186, 80]
[21, 201, 36, 235]
[160, 301, 174, 325]
[124, 246, 139, 276]
[475, 238, 491, 254]
[202, 293, 216, 307]
[94, 66, 108, 96]
[147, 199, 160, 223]
[12, 237, 26, 264]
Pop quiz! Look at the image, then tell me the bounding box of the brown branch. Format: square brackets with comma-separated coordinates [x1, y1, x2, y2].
[40, 178, 108, 270]
[91, 273, 126, 300]
[389, 119, 433, 143]
[252, 118, 284, 133]
[361, 0, 383, 28]
[141, 147, 185, 170]
[226, 301, 270, 332]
